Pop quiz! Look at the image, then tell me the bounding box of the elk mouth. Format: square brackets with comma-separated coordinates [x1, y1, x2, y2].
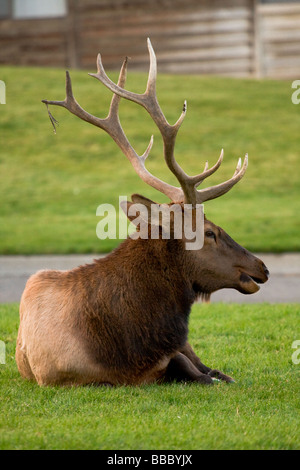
[238, 272, 267, 294]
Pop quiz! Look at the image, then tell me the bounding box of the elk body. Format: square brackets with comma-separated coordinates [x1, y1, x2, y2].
[16, 40, 269, 387]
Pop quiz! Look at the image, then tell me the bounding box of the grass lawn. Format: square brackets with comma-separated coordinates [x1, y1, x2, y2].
[0, 66, 299, 254]
[0, 302, 299, 450]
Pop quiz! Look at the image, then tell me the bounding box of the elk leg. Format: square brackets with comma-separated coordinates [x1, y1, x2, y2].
[180, 342, 235, 383]
[164, 353, 213, 385]
[180, 342, 211, 374]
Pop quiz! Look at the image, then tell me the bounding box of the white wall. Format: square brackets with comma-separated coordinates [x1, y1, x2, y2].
[13, 0, 67, 19]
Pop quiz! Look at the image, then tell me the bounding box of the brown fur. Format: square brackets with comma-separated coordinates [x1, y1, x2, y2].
[16, 200, 269, 386]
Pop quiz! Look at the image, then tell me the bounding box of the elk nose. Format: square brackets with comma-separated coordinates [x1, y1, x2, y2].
[262, 263, 269, 279]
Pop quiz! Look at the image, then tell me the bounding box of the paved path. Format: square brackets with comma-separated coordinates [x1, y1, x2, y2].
[0, 253, 299, 304]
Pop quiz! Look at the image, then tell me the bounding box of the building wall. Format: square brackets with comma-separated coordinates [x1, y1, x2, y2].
[256, 2, 300, 78]
[74, 0, 255, 77]
[0, 0, 299, 79]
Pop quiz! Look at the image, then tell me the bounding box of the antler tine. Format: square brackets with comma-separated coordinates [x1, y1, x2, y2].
[42, 71, 107, 130]
[41, 71, 71, 110]
[145, 37, 157, 95]
[90, 38, 187, 134]
[195, 154, 248, 204]
[89, 53, 145, 109]
[42, 51, 183, 203]
[141, 135, 154, 162]
[192, 149, 224, 188]
[43, 40, 248, 207]
[108, 56, 128, 117]
[233, 157, 242, 176]
[89, 38, 190, 200]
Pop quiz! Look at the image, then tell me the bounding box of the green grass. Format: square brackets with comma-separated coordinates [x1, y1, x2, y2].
[0, 66, 299, 254]
[0, 302, 299, 450]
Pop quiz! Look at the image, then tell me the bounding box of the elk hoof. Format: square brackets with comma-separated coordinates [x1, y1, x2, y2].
[211, 378, 221, 384]
[196, 374, 214, 385]
[208, 369, 235, 383]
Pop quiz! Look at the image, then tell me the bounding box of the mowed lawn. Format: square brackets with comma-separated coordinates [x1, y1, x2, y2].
[0, 302, 299, 450]
[0, 65, 299, 254]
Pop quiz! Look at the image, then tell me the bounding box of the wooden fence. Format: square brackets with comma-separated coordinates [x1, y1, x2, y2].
[0, 0, 299, 79]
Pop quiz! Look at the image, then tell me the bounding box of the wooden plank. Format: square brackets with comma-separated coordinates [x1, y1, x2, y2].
[260, 29, 300, 43]
[132, 58, 252, 75]
[264, 67, 300, 79]
[0, 17, 68, 36]
[129, 46, 252, 63]
[264, 42, 300, 56]
[77, 0, 252, 13]
[258, 3, 300, 16]
[80, 17, 252, 36]
[265, 55, 300, 68]
[260, 16, 300, 31]
[78, 7, 252, 26]
[80, 32, 252, 55]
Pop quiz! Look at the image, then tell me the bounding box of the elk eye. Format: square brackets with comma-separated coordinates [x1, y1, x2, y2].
[205, 230, 216, 240]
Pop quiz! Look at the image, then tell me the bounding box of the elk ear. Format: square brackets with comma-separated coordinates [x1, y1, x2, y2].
[119, 197, 151, 227]
[120, 200, 135, 223]
[131, 193, 157, 207]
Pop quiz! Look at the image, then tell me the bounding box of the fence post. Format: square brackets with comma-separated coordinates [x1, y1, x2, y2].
[66, 0, 79, 69]
[253, 0, 264, 78]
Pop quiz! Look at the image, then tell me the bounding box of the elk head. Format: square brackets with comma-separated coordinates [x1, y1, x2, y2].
[42, 38, 269, 298]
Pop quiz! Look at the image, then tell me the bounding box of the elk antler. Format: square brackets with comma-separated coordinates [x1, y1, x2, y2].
[42, 38, 248, 206]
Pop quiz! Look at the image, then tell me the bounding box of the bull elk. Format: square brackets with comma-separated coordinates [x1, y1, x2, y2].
[16, 39, 269, 386]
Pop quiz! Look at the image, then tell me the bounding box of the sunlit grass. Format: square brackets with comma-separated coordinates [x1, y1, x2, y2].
[0, 303, 299, 450]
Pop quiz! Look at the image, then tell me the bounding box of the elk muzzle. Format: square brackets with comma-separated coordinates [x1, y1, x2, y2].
[237, 259, 269, 294]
